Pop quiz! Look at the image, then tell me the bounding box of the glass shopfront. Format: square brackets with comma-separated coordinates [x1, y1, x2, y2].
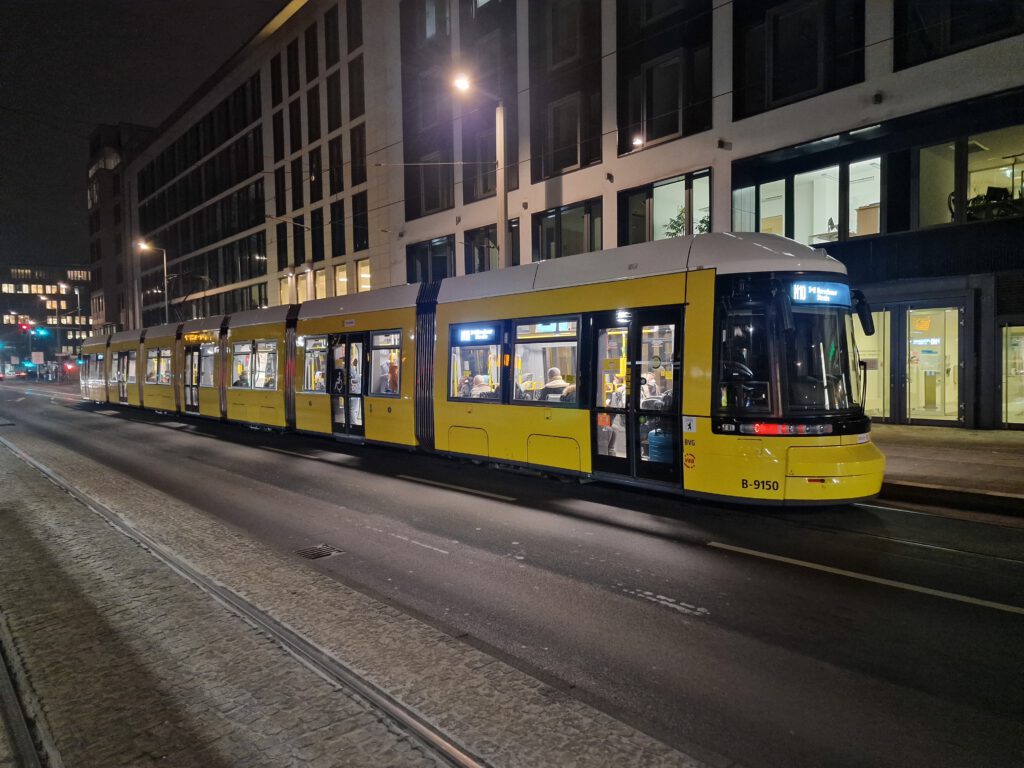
[1004, 326, 1024, 427]
[852, 304, 963, 424]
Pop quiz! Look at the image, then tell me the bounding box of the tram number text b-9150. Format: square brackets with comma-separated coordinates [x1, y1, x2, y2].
[741, 479, 780, 491]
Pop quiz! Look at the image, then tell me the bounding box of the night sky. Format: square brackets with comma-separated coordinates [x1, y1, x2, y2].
[1, 0, 286, 267]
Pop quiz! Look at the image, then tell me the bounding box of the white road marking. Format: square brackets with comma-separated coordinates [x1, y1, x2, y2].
[616, 586, 710, 618]
[708, 541, 1024, 615]
[396, 474, 515, 501]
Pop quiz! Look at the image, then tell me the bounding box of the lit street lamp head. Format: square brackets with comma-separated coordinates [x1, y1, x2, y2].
[453, 73, 470, 93]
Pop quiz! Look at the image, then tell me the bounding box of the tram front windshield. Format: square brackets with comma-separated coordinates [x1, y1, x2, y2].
[719, 278, 861, 417]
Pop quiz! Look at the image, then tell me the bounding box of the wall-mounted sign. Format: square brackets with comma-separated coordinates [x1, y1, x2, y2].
[790, 281, 851, 306]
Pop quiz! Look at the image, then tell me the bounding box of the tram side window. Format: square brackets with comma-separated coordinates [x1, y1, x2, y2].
[303, 336, 328, 392]
[158, 348, 172, 384]
[513, 318, 579, 404]
[253, 340, 278, 389]
[145, 349, 159, 383]
[719, 310, 770, 412]
[450, 323, 501, 400]
[199, 344, 216, 387]
[127, 351, 137, 383]
[231, 342, 253, 388]
[370, 331, 401, 396]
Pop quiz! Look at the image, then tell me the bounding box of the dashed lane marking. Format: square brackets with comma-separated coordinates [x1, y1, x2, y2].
[396, 474, 515, 502]
[708, 541, 1024, 615]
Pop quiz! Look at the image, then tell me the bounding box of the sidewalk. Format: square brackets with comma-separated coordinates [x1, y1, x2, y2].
[871, 423, 1024, 514]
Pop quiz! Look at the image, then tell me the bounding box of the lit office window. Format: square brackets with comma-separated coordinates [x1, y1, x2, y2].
[335, 264, 349, 296]
[793, 165, 839, 245]
[849, 158, 881, 238]
[759, 179, 785, 235]
[919, 142, 955, 228]
[357, 259, 371, 292]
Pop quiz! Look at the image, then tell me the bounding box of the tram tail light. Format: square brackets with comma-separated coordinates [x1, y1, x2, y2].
[739, 422, 833, 436]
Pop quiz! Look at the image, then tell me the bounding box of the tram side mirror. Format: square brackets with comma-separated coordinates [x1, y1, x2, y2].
[774, 289, 795, 333]
[852, 290, 875, 336]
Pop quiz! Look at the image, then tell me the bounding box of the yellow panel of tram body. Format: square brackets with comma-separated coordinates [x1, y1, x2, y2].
[225, 323, 287, 428]
[680, 269, 716, 418]
[141, 335, 178, 412]
[682, 418, 884, 502]
[80, 341, 108, 402]
[198, 375, 222, 418]
[296, 308, 417, 445]
[434, 273, 687, 474]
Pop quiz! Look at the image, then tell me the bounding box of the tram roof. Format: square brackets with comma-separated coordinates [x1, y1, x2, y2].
[297, 284, 420, 320]
[227, 305, 292, 329]
[437, 232, 846, 304]
[109, 329, 143, 344]
[182, 316, 226, 334]
[81, 333, 111, 351]
[143, 322, 181, 341]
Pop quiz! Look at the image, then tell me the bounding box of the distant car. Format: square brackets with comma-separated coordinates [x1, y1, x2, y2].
[0, 371, 4, 381]
[14, 371, 28, 379]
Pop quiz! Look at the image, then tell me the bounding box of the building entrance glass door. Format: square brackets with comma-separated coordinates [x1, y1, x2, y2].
[1002, 325, 1024, 426]
[906, 307, 960, 422]
[852, 309, 891, 419]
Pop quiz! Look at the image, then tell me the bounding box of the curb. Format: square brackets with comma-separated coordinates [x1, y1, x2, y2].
[880, 480, 1024, 517]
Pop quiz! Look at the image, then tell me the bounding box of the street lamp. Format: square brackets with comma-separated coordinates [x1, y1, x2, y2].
[137, 241, 169, 324]
[453, 72, 509, 269]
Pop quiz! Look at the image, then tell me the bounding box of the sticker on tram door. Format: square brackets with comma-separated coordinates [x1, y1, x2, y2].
[683, 453, 695, 468]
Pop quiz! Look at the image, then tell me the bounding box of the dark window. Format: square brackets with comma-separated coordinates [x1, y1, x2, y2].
[350, 123, 367, 185]
[328, 136, 345, 194]
[894, 0, 1024, 70]
[325, 5, 341, 66]
[330, 199, 346, 256]
[327, 71, 342, 130]
[274, 166, 287, 216]
[352, 191, 369, 251]
[349, 55, 365, 119]
[291, 157, 304, 210]
[464, 219, 520, 273]
[305, 23, 319, 81]
[733, 0, 863, 120]
[293, 215, 306, 265]
[406, 235, 454, 283]
[533, 198, 602, 260]
[347, 0, 363, 50]
[289, 99, 302, 154]
[307, 85, 321, 143]
[416, 150, 453, 215]
[309, 148, 323, 203]
[311, 208, 325, 262]
[287, 39, 300, 95]
[547, 0, 580, 69]
[113, 203, 122, 225]
[276, 222, 288, 270]
[272, 110, 285, 161]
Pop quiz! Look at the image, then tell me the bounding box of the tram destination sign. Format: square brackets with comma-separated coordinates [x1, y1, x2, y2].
[790, 281, 851, 306]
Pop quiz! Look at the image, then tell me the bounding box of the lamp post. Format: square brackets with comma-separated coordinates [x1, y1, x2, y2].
[453, 73, 508, 269]
[137, 241, 169, 324]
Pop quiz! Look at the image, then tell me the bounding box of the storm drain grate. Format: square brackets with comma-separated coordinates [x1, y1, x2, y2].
[295, 543, 344, 560]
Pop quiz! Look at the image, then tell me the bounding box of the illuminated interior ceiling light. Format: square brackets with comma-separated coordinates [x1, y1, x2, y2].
[632, 136, 643, 147]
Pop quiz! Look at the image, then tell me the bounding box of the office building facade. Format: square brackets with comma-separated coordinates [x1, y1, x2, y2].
[110, 0, 1023, 427]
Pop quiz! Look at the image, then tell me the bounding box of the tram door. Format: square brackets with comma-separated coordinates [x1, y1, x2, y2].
[592, 307, 681, 484]
[115, 353, 129, 403]
[183, 346, 201, 414]
[328, 333, 366, 437]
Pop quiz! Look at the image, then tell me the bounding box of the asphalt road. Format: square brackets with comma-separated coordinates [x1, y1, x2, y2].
[2, 382, 1023, 768]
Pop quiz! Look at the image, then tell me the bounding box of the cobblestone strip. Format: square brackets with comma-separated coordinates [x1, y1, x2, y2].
[2, 429, 710, 768]
[0, 443, 442, 768]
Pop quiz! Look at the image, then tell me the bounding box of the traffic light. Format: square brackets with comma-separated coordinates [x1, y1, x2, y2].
[19, 323, 30, 334]
[33, 327, 48, 337]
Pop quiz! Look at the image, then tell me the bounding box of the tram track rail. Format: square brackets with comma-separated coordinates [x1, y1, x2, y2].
[0, 625, 44, 768]
[0, 435, 488, 768]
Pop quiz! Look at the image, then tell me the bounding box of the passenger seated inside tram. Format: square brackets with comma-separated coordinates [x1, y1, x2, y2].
[560, 384, 576, 403]
[538, 367, 570, 401]
[264, 376, 276, 389]
[146, 370, 157, 383]
[313, 370, 326, 391]
[233, 371, 249, 387]
[470, 374, 491, 397]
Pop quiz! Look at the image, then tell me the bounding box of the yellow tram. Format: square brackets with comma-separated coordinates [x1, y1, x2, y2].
[82, 233, 884, 504]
